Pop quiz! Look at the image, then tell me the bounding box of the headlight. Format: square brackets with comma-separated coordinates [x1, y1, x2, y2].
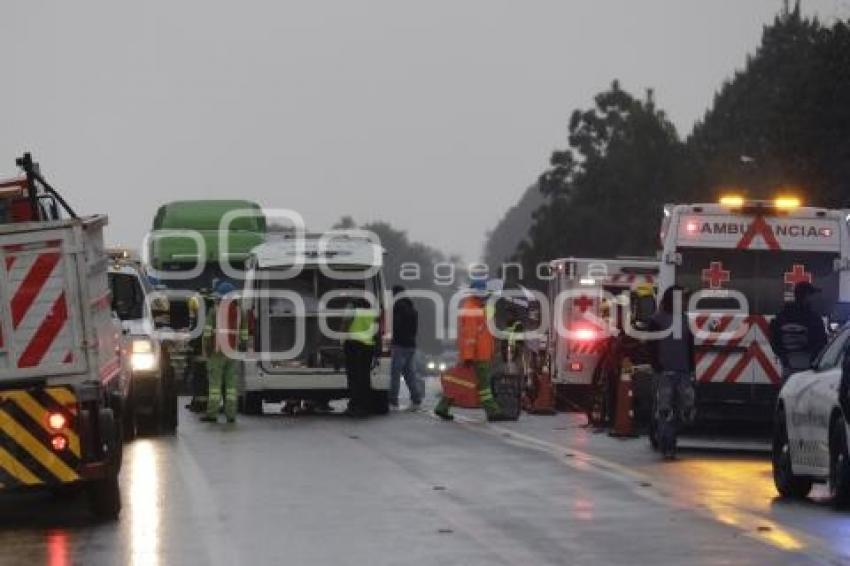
[439, 362, 447, 371]
[131, 339, 158, 372]
[427, 361, 436, 370]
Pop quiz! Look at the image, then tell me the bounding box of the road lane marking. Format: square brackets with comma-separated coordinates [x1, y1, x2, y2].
[431, 413, 838, 564]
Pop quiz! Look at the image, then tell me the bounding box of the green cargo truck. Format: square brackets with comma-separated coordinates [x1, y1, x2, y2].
[148, 200, 266, 397]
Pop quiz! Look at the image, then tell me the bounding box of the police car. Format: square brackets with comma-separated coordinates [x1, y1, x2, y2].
[772, 324, 850, 506]
[108, 250, 178, 436]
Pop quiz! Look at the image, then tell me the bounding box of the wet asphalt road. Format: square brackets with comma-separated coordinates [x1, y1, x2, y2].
[0, 395, 845, 566]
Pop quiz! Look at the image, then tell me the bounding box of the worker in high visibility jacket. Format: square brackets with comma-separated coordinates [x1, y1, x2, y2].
[435, 279, 505, 421]
[201, 281, 244, 423]
[343, 302, 378, 418]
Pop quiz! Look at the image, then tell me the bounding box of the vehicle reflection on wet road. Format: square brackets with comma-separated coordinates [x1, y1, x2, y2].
[0, 402, 838, 565]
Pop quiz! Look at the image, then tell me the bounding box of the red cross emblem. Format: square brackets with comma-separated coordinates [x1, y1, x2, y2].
[784, 264, 812, 287]
[573, 295, 594, 313]
[702, 261, 730, 289]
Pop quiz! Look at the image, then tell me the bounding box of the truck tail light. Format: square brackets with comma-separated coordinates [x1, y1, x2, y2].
[569, 361, 583, 372]
[51, 435, 68, 452]
[48, 412, 66, 431]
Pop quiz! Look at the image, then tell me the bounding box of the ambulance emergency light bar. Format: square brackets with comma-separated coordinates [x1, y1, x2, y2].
[718, 194, 802, 212]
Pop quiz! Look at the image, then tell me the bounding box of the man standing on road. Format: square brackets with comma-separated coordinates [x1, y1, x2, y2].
[343, 301, 378, 418]
[649, 286, 695, 460]
[201, 281, 241, 424]
[434, 279, 506, 422]
[770, 281, 828, 380]
[390, 285, 422, 411]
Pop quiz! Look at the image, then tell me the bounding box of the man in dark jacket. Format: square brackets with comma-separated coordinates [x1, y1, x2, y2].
[649, 286, 695, 460]
[770, 281, 828, 380]
[390, 286, 422, 410]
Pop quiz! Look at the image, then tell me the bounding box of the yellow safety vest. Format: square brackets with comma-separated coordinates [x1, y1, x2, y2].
[348, 308, 377, 346]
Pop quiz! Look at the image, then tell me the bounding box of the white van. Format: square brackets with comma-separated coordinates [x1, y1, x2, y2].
[238, 235, 390, 415]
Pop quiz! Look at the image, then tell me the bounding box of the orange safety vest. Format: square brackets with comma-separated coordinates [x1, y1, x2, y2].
[458, 295, 494, 362]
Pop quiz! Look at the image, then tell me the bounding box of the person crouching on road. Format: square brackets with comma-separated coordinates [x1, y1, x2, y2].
[390, 285, 422, 411]
[770, 281, 827, 381]
[343, 300, 378, 418]
[201, 281, 241, 424]
[649, 286, 695, 460]
[434, 279, 506, 422]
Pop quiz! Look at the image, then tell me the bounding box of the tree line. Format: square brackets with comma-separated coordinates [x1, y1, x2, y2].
[486, 6, 850, 289]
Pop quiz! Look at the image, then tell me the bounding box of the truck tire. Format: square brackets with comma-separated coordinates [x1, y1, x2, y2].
[239, 392, 263, 416]
[492, 373, 521, 421]
[160, 367, 179, 434]
[99, 408, 123, 476]
[120, 394, 136, 442]
[136, 394, 162, 437]
[369, 390, 390, 415]
[88, 476, 121, 520]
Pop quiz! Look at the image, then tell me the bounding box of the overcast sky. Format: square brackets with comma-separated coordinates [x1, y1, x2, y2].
[1, 1, 847, 262]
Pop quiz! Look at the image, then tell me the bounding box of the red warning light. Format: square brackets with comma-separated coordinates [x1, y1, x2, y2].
[51, 435, 68, 452]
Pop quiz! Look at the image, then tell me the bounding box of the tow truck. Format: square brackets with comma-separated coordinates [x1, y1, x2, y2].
[0, 154, 126, 519]
[658, 195, 850, 426]
[108, 250, 178, 437]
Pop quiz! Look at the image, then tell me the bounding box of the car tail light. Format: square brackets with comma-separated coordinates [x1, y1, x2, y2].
[48, 412, 66, 431]
[51, 435, 68, 452]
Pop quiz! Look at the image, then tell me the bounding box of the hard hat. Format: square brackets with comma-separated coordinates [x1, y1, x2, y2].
[469, 278, 487, 291]
[632, 282, 654, 298]
[214, 280, 237, 298]
[187, 295, 201, 314]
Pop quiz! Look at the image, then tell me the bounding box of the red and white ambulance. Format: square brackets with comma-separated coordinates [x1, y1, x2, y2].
[658, 196, 850, 422]
[547, 257, 658, 403]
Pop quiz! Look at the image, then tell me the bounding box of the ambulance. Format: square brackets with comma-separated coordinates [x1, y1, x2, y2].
[547, 257, 659, 404]
[658, 196, 850, 422]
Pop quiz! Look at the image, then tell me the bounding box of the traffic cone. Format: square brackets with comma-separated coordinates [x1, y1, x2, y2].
[609, 358, 637, 438]
[528, 370, 556, 415]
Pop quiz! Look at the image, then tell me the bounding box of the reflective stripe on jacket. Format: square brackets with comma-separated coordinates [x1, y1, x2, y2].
[204, 301, 242, 353]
